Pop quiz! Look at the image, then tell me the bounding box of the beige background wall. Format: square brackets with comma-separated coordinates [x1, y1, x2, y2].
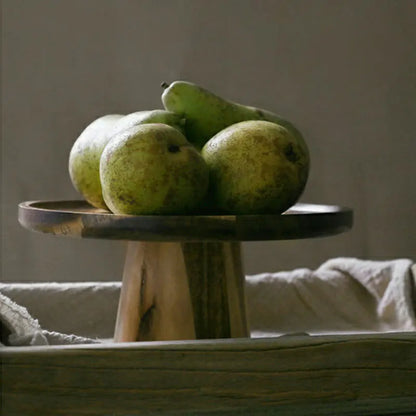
[2, 0, 415, 282]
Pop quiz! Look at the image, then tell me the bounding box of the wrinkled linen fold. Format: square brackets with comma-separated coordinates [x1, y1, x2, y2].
[1, 257, 415, 346]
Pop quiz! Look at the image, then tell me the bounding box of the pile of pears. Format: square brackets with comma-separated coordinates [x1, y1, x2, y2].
[68, 81, 310, 216]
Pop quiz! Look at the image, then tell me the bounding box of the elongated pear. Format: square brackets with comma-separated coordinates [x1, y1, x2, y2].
[162, 80, 305, 150]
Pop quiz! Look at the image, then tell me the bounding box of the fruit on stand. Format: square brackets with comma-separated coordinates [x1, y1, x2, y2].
[69, 80, 310, 216]
[100, 123, 209, 215]
[201, 120, 310, 215]
[68, 114, 124, 209]
[161, 80, 303, 150]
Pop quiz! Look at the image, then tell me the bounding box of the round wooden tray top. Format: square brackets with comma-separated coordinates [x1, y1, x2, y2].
[18, 200, 353, 242]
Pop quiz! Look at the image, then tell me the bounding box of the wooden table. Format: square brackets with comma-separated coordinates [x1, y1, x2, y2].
[3, 201, 416, 415]
[2, 333, 415, 415]
[18, 200, 353, 342]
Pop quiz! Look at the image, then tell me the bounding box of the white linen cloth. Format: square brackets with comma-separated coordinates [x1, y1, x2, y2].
[1, 257, 415, 346]
[0, 290, 99, 346]
[247, 257, 416, 337]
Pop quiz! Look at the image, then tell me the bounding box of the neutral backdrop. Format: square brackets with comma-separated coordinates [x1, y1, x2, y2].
[2, 0, 415, 283]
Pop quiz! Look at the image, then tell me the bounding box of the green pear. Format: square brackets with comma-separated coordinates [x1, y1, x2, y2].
[201, 120, 310, 215]
[68, 114, 124, 209]
[108, 109, 186, 138]
[162, 80, 304, 150]
[100, 123, 209, 215]
[69, 110, 185, 210]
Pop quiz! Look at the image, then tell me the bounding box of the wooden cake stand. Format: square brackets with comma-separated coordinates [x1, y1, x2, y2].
[18, 200, 353, 343]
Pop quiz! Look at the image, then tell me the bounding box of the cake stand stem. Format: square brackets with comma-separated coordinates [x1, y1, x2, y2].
[113, 241, 249, 342]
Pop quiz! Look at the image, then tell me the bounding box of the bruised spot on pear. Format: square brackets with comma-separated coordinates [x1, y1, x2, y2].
[168, 144, 180, 153]
[284, 143, 299, 163]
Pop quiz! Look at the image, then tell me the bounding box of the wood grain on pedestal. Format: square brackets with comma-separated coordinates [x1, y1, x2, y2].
[114, 241, 248, 342]
[114, 242, 195, 342]
[182, 242, 248, 339]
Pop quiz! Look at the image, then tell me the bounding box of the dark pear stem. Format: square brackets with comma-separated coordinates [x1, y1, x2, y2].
[161, 82, 169, 89]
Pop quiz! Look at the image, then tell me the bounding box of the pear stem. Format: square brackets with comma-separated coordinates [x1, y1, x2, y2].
[161, 82, 169, 89]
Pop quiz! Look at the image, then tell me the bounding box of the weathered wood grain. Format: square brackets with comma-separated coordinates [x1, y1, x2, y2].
[221, 242, 247, 338]
[1, 333, 415, 415]
[18, 200, 353, 241]
[114, 241, 248, 342]
[114, 242, 196, 342]
[182, 242, 229, 339]
[182, 241, 248, 339]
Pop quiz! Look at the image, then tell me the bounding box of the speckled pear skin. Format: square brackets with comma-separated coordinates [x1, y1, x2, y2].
[108, 109, 186, 138]
[100, 123, 209, 215]
[69, 111, 186, 210]
[162, 80, 305, 150]
[68, 114, 124, 209]
[201, 120, 310, 215]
